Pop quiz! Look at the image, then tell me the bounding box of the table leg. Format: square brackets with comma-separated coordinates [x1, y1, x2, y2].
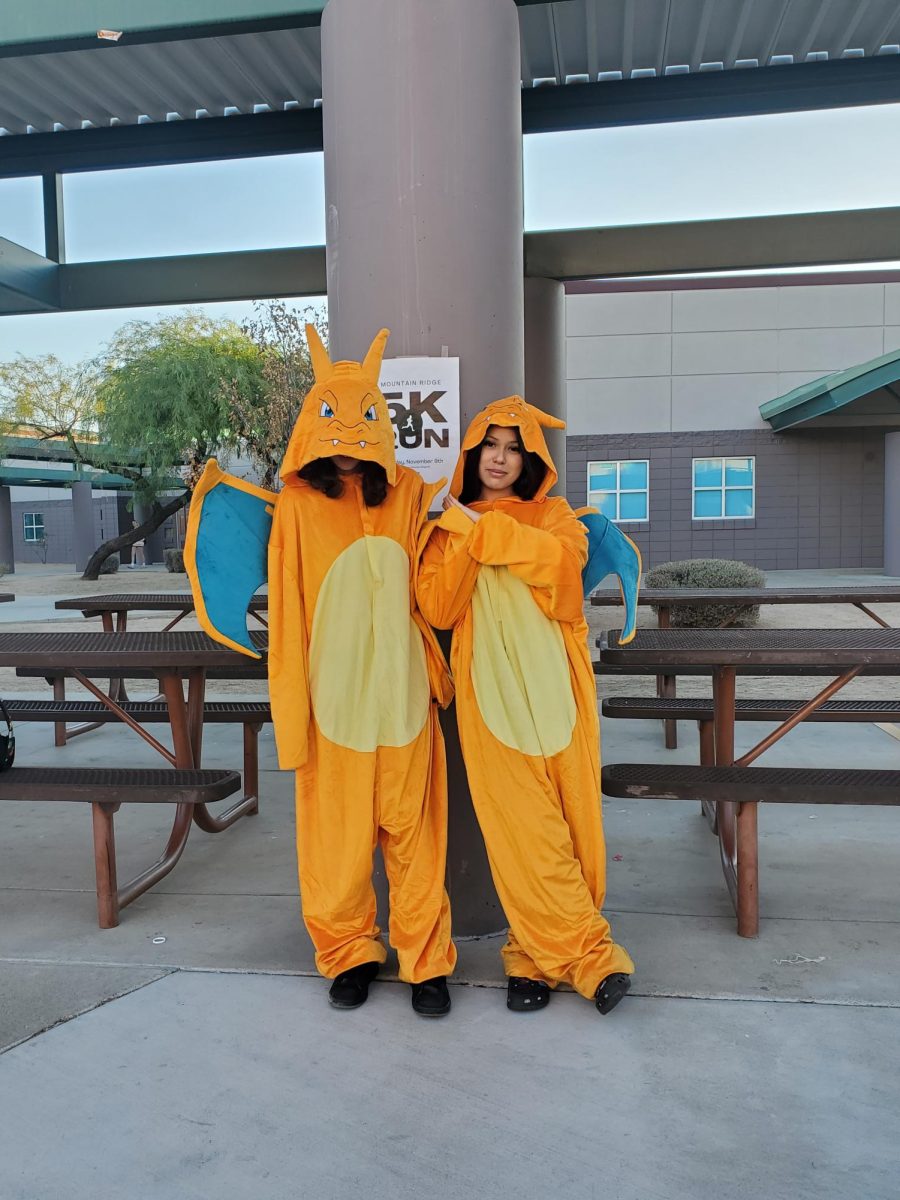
[656, 606, 678, 749]
[698, 718, 717, 833]
[713, 665, 758, 938]
[52, 676, 67, 748]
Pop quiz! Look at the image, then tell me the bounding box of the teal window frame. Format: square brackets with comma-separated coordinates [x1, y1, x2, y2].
[23, 512, 45, 542]
[586, 459, 649, 523]
[692, 456, 755, 520]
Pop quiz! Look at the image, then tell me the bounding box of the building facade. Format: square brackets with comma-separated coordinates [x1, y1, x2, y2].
[565, 277, 898, 571]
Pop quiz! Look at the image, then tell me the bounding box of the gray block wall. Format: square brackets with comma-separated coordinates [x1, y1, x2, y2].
[11, 497, 121, 565]
[566, 429, 885, 571]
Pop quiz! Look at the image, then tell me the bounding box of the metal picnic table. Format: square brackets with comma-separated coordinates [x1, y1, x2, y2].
[591, 585, 900, 747]
[599, 626, 900, 935]
[55, 591, 268, 633]
[0, 629, 268, 921]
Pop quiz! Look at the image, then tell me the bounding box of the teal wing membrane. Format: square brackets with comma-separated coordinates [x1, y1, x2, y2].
[185, 460, 277, 659]
[577, 510, 642, 645]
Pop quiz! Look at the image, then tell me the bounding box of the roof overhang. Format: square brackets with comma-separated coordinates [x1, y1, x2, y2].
[761, 348, 900, 432]
[1, 1, 899, 149]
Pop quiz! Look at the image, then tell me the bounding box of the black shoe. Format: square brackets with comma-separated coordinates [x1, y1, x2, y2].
[594, 972, 631, 1015]
[328, 961, 380, 1010]
[410, 976, 451, 1017]
[507, 976, 551, 1012]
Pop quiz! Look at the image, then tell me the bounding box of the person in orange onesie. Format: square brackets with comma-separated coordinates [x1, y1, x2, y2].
[266, 326, 457, 1015]
[417, 396, 634, 1015]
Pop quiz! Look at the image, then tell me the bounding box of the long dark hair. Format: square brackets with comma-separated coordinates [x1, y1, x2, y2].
[298, 457, 389, 506]
[459, 425, 547, 504]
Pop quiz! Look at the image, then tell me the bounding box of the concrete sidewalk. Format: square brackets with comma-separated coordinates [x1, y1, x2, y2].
[1, 970, 897, 1200]
[1, 577, 898, 1196]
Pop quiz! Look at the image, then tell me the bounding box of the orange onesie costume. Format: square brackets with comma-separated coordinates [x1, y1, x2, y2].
[417, 396, 633, 1001]
[269, 327, 457, 984]
[189, 326, 457, 986]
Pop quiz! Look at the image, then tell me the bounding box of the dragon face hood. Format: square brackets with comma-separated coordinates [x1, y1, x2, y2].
[450, 395, 566, 501]
[280, 325, 398, 485]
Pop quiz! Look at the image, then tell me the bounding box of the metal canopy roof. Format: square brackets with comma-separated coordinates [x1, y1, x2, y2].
[760, 347, 900, 431]
[1, 0, 899, 137]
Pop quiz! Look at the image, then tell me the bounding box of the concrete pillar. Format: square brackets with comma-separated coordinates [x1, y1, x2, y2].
[0, 487, 14, 574]
[322, 0, 524, 933]
[71, 480, 94, 573]
[885, 431, 900, 576]
[525, 276, 567, 496]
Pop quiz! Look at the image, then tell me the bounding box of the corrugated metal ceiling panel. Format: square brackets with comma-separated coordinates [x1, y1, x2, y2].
[1, 2, 898, 136]
[0, 26, 322, 134]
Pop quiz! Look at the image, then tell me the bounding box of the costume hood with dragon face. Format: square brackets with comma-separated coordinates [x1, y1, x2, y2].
[281, 325, 398, 486]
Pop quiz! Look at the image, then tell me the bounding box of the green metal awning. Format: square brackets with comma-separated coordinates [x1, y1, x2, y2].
[760, 346, 900, 432]
[0, 465, 134, 488]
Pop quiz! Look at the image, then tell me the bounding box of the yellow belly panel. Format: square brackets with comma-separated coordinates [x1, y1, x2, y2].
[471, 565, 576, 757]
[309, 536, 430, 752]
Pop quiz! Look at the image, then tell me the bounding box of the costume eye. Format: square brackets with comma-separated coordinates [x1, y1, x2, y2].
[364, 404, 378, 421]
[320, 401, 334, 418]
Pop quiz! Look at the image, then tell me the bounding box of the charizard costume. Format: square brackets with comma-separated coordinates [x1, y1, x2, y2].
[417, 396, 636, 998]
[185, 326, 456, 984]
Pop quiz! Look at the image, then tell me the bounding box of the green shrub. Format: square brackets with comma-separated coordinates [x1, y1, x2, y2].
[165, 548, 186, 573]
[99, 553, 120, 575]
[645, 558, 766, 627]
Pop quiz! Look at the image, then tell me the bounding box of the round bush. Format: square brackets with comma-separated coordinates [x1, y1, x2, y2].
[645, 558, 766, 628]
[98, 553, 120, 575]
[165, 548, 185, 573]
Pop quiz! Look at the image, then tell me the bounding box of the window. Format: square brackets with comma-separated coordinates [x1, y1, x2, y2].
[587, 460, 649, 522]
[692, 457, 755, 519]
[23, 513, 45, 543]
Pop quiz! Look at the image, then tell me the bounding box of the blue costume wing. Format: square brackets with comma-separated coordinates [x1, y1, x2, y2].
[184, 459, 277, 658]
[577, 509, 642, 645]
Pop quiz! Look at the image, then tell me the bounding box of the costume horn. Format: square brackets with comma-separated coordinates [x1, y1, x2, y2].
[306, 324, 332, 383]
[362, 328, 390, 383]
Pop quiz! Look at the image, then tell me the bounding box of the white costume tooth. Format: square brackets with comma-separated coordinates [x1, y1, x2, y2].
[359, 440, 367, 448]
[332, 439, 339, 446]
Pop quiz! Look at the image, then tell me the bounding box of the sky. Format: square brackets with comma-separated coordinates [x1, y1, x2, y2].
[2, 100, 900, 363]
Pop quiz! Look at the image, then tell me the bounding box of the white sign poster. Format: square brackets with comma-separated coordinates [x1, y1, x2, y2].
[379, 357, 460, 503]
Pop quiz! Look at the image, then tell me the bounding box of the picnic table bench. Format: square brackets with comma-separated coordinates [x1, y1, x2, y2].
[0, 630, 269, 927]
[598, 627, 900, 939]
[1, 767, 241, 928]
[591, 584, 900, 747]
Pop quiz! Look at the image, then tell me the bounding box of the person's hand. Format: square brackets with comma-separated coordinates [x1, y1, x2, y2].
[443, 494, 481, 522]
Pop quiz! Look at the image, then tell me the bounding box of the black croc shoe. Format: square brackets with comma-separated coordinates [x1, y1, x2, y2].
[328, 961, 380, 1010]
[594, 973, 631, 1015]
[411, 976, 451, 1017]
[507, 976, 551, 1012]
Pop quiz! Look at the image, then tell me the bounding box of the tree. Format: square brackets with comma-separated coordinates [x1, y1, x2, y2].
[0, 353, 101, 461]
[0, 313, 268, 579]
[230, 301, 327, 490]
[80, 311, 267, 578]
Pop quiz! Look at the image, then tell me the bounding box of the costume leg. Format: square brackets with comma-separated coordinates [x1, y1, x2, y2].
[467, 733, 633, 1000]
[295, 723, 387, 978]
[501, 929, 557, 988]
[378, 707, 457, 984]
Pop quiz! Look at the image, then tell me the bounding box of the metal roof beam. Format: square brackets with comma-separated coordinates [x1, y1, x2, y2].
[0, 2, 327, 57]
[57, 245, 326, 311]
[524, 207, 900, 280]
[522, 53, 900, 133]
[0, 238, 60, 313]
[0, 108, 323, 178]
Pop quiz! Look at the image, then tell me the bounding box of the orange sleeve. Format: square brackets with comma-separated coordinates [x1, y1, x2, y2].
[416, 506, 482, 630]
[467, 499, 587, 623]
[266, 489, 311, 769]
